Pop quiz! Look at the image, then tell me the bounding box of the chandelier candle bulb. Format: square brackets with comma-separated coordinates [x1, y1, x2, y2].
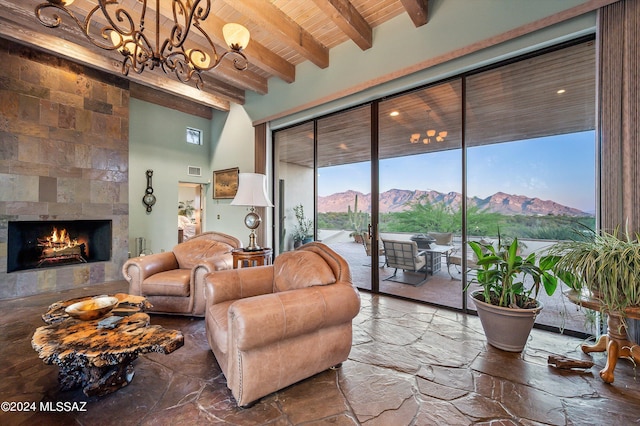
[223, 23, 251, 51]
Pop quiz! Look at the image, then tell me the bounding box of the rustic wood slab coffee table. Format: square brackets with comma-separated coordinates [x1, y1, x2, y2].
[32, 294, 184, 397]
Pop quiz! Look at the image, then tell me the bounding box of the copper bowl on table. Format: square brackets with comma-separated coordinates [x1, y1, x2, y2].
[64, 296, 119, 321]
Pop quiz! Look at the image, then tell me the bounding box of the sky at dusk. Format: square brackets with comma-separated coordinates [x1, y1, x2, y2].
[317, 131, 596, 213]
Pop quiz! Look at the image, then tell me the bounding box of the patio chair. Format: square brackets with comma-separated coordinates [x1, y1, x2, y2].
[381, 239, 428, 285]
[447, 244, 481, 280]
[427, 232, 453, 246]
[363, 233, 385, 267]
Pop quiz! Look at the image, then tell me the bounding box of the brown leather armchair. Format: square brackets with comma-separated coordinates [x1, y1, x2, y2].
[122, 231, 241, 316]
[204, 242, 361, 407]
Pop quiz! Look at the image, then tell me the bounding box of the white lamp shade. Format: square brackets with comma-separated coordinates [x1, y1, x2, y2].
[223, 23, 251, 50]
[230, 173, 273, 207]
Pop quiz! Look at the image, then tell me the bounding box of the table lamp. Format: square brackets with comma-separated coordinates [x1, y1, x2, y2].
[230, 173, 273, 251]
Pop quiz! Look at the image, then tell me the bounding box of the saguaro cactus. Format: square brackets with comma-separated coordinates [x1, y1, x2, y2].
[348, 195, 366, 238]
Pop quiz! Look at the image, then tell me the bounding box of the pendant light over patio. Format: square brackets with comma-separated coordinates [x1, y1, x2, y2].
[410, 110, 448, 144]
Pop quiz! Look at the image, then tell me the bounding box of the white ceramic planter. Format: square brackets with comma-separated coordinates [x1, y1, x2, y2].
[471, 290, 543, 352]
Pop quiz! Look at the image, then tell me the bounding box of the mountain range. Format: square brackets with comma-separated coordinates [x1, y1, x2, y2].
[317, 189, 591, 217]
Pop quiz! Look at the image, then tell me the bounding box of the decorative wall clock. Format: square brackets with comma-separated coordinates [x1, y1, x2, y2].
[142, 169, 156, 212]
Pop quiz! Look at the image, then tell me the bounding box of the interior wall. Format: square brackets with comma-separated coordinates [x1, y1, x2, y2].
[128, 98, 211, 254]
[276, 161, 315, 252]
[207, 103, 257, 248]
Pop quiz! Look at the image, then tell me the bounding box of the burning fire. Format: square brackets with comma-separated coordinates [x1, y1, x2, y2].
[46, 227, 79, 248]
[38, 227, 86, 260]
[51, 227, 67, 244]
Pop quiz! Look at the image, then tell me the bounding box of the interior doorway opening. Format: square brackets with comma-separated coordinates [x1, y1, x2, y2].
[178, 182, 205, 243]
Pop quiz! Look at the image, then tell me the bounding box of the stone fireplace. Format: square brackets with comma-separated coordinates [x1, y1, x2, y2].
[0, 39, 129, 299]
[7, 220, 112, 273]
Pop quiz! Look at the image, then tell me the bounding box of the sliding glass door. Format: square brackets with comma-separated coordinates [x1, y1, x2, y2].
[272, 37, 596, 334]
[377, 80, 463, 308]
[273, 122, 315, 254]
[464, 40, 596, 333]
[316, 106, 373, 289]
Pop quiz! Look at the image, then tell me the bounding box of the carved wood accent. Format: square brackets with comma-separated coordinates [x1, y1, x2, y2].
[547, 354, 595, 369]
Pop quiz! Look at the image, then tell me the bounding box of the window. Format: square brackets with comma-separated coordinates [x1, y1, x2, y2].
[272, 38, 596, 334]
[186, 127, 202, 145]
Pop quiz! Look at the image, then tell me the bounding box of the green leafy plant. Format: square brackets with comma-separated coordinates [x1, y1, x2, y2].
[468, 235, 560, 309]
[548, 226, 640, 314]
[178, 200, 195, 217]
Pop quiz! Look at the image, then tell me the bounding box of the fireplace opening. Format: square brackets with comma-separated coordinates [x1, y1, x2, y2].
[7, 220, 112, 273]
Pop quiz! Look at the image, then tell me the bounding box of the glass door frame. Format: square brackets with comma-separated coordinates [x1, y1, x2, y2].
[271, 35, 596, 326]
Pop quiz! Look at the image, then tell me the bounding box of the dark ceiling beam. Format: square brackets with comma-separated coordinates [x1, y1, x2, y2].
[130, 83, 213, 120]
[220, 0, 330, 69]
[0, 15, 232, 111]
[311, 0, 372, 50]
[401, 0, 429, 27]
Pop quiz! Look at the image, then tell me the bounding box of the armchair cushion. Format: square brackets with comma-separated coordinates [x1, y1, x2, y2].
[142, 269, 190, 297]
[273, 250, 336, 292]
[173, 239, 234, 270]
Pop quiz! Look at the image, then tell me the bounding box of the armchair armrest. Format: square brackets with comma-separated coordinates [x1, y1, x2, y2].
[205, 266, 274, 305]
[230, 283, 360, 351]
[193, 258, 234, 298]
[122, 252, 179, 295]
[192, 259, 231, 316]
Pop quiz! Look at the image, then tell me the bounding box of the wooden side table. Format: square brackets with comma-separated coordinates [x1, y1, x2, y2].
[565, 290, 640, 383]
[232, 248, 273, 268]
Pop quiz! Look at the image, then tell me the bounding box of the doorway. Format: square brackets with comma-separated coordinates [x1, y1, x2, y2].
[178, 183, 204, 243]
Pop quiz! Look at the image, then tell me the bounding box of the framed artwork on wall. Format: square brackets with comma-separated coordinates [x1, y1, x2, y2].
[213, 167, 239, 199]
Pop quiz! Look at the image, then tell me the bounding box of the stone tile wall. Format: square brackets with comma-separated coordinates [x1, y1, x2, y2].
[0, 38, 129, 299]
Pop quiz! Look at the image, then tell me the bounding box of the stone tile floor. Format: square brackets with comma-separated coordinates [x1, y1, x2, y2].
[1, 280, 640, 425]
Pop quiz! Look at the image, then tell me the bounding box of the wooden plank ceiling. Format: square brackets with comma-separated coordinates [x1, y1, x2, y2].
[0, 0, 428, 112]
[276, 40, 596, 168]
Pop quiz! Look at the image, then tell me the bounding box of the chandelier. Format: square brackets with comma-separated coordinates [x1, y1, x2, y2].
[35, 0, 250, 89]
[410, 110, 448, 144]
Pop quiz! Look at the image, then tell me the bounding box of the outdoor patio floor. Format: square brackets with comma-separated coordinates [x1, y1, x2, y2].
[327, 240, 593, 336]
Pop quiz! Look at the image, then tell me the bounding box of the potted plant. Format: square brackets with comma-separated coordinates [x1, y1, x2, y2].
[178, 200, 195, 219]
[548, 227, 640, 315]
[293, 204, 313, 247]
[467, 236, 560, 352]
